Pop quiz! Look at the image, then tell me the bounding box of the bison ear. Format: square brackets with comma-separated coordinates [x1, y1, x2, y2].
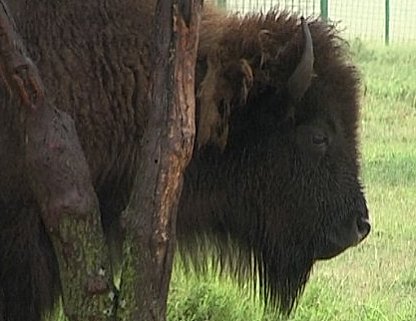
[197, 56, 253, 150]
[223, 59, 253, 105]
[258, 29, 285, 66]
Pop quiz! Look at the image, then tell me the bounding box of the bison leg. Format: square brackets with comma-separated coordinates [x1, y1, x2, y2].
[0, 202, 60, 321]
[24, 105, 117, 321]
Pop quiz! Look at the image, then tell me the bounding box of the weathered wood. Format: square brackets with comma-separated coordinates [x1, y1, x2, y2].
[1, 0, 202, 319]
[117, 0, 202, 320]
[0, 2, 117, 320]
[25, 105, 117, 321]
[0, 0, 44, 109]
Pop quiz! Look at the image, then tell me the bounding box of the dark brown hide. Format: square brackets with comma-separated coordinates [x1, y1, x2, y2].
[0, 2, 369, 320]
[178, 6, 369, 312]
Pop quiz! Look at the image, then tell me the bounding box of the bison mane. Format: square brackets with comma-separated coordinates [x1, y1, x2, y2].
[178, 7, 360, 314]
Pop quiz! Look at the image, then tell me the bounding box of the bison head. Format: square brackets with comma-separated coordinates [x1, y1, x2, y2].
[177, 10, 370, 314]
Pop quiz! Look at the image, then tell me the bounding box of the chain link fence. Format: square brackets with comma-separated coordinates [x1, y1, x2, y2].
[208, 0, 416, 44]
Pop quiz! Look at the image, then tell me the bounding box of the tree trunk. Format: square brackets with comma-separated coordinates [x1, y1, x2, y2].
[0, 0, 202, 319]
[117, 1, 202, 320]
[0, 2, 116, 320]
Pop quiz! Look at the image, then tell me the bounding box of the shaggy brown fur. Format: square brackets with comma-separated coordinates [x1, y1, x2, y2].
[0, 2, 369, 321]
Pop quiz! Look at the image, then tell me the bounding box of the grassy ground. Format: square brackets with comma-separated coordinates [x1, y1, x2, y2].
[167, 43, 416, 321]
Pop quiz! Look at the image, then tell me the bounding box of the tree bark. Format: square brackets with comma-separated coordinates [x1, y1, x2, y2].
[25, 104, 117, 321]
[0, 2, 116, 320]
[117, 1, 202, 320]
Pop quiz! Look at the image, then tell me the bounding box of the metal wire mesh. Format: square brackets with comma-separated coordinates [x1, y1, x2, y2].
[389, 0, 416, 43]
[207, 0, 416, 44]
[215, 0, 321, 16]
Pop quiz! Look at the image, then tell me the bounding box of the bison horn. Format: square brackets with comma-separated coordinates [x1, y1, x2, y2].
[287, 17, 314, 101]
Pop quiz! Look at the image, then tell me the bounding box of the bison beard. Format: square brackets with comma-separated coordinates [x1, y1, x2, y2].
[0, 2, 370, 321]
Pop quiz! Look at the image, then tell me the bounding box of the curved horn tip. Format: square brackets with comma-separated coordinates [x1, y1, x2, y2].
[287, 16, 315, 102]
[300, 17, 312, 41]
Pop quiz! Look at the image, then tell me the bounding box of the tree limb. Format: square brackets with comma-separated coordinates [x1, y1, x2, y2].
[117, 1, 202, 320]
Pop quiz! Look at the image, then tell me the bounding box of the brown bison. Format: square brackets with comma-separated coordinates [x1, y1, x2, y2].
[0, 1, 370, 321]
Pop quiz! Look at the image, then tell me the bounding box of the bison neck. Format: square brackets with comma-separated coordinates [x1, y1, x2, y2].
[177, 147, 315, 313]
[176, 147, 265, 256]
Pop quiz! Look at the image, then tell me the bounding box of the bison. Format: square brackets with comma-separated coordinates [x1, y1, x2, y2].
[0, 1, 370, 321]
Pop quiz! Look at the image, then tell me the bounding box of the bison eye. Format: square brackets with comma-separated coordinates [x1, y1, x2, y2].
[295, 124, 331, 160]
[312, 134, 328, 146]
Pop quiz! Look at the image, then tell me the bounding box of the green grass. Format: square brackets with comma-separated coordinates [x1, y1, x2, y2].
[167, 43, 416, 321]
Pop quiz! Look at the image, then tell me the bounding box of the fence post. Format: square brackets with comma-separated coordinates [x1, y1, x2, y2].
[217, 0, 226, 9]
[385, 0, 390, 45]
[320, 0, 328, 21]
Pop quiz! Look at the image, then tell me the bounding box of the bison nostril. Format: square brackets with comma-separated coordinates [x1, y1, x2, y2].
[357, 217, 371, 239]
